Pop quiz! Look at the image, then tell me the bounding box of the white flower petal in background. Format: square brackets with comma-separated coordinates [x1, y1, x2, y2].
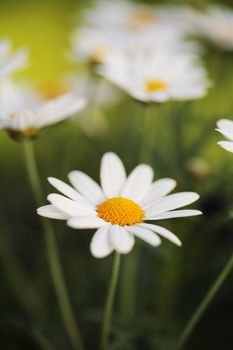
[216, 118, 233, 153]
[196, 5, 233, 51]
[98, 50, 210, 103]
[0, 39, 28, 78]
[38, 152, 201, 258]
[0, 79, 87, 138]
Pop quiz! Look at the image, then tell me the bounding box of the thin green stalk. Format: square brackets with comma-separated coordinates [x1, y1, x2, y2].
[21, 139, 84, 350]
[0, 223, 43, 317]
[177, 252, 233, 349]
[100, 253, 121, 350]
[119, 104, 152, 320]
[138, 104, 151, 163]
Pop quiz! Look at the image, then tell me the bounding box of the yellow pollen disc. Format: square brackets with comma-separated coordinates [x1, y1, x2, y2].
[146, 80, 168, 93]
[97, 197, 144, 226]
[130, 10, 156, 28]
[90, 47, 108, 65]
[38, 81, 69, 100]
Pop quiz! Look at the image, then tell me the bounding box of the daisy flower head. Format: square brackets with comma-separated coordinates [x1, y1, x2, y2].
[0, 79, 87, 139]
[37, 152, 202, 258]
[81, 0, 158, 33]
[71, 27, 127, 66]
[196, 5, 233, 51]
[216, 119, 233, 153]
[0, 39, 28, 79]
[98, 50, 209, 103]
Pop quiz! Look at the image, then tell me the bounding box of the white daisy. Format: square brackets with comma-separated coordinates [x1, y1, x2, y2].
[0, 39, 28, 79]
[37, 152, 202, 258]
[98, 50, 209, 103]
[196, 5, 233, 50]
[216, 119, 233, 153]
[0, 79, 86, 139]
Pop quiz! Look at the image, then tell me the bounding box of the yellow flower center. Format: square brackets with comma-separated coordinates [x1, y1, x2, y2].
[38, 81, 69, 100]
[146, 80, 168, 93]
[97, 197, 144, 226]
[130, 10, 156, 29]
[90, 47, 108, 65]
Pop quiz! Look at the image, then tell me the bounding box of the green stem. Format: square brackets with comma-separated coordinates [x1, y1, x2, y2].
[21, 139, 84, 350]
[138, 104, 151, 163]
[119, 104, 151, 321]
[100, 253, 121, 350]
[0, 222, 43, 317]
[177, 251, 233, 349]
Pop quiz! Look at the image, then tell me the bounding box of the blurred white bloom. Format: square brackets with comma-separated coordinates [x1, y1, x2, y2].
[71, 1, 201, 65]
[0, 79, 86, 138]
[71, 24, 200, 66]
[81, 0, 194, 35]
[38, 152, 201, 258]
[216, 119, 233, 153]
[197, 5, 233, 50]
[98, 50, 209, 103]
[71, 28, 124, 65]
[0, 40, 28, 79]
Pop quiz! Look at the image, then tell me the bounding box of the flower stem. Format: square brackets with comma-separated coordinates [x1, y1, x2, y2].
[100, 252, 121, 350]
[138, 104, 151, 163]
[177, 251, 233, 349]
[21, 139, 84, 350]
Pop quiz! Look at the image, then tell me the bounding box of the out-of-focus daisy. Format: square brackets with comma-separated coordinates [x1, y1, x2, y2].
[0, 40, 28, 79]
[71, 24, 199, 66]
[37, 152, 201, 258]
[98, 50, 209, 103]
[0, 79, 86, 139]
[81, 0, 194, 35]
[197, 5, 233, 50]
[216, 119, 233, 153]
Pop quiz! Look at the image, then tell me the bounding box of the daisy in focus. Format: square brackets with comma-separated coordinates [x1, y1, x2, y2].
[216, 119, 233, 153]
[37, 152, 202, 258]
[0, 79, 86, 139]
[197, 5, 233, 50]
[98, 50, 209, 103]
[0, 39, 27, 78]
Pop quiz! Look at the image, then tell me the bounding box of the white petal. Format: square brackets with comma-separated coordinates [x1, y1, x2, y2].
[47, 194, 95, 216]
[68, 171, 106, 204]
[68, 216, 106, 229]
[141, 178, 177, 206]
[140, 223, 182, 246]
[110, 225, 135, 254]
[216, 119, 233, 141]
[121, 164, 154, 202]
[36, 94, 86, 128]
[100, 152, 126, 198]
[146, 209, 202, 220]
[218, 141, 233, 153]
[90, 225, 113, 258]
[48, 177, 94, 206]
[146, 192, 200, 216]
[127, 225, 161, 246]
[37, 204, 69, 220]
